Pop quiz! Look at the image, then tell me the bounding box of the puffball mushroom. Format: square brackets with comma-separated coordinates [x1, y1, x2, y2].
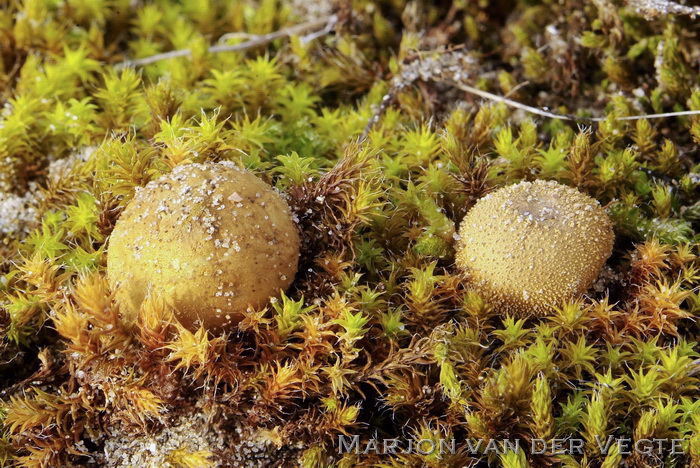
[455, 180, 614, 316]
[107, 161, 300, 330]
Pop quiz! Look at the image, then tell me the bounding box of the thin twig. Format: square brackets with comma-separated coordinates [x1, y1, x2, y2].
[616, 110, 700, 121]
[118, 16, 337, 68]
[450, 81, 700, 123]
[361, 91, 399, 140]
[450, 81, 595, 122]
[503, 80, 530, 99]
[300, 16, 338, 45]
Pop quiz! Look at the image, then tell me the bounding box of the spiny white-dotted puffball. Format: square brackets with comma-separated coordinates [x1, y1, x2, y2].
[455, 180, 614, 316]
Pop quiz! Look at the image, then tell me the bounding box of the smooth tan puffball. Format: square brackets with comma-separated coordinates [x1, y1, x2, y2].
[455, 180, 614, 316]
[107, 162, 300, 330]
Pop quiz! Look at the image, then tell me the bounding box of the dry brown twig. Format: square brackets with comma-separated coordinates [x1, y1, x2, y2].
[121, 16, 699, 129]
[117, 15, 337, 68]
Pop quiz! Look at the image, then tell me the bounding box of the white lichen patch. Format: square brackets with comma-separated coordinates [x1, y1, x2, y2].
[98, 407, 303, 468]
[289, 0, 333, 22]
[592, 264, 626, 294]
[100, 410, 225, 468]
[46, 146, 95, 183]
[0, 186, 40, 237]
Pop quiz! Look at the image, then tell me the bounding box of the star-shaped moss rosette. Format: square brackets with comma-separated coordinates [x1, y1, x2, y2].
[456, 180, 614, 316]
[107, 161, 300, 330]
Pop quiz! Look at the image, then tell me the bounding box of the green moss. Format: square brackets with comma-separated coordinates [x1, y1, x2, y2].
[0, 0, 698, 466]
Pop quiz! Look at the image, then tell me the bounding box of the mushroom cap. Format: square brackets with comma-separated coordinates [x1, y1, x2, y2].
[455, 180, 613, 316]
[107, 161, 300, 330]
